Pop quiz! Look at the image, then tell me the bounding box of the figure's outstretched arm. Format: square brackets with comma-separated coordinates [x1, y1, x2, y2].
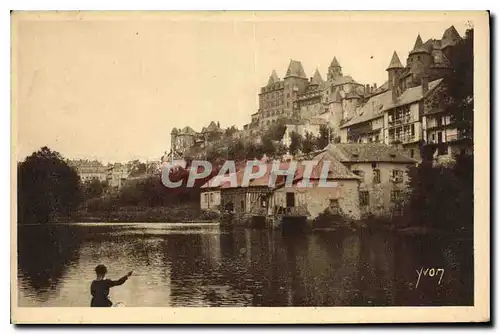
[109, 271, 133, 287]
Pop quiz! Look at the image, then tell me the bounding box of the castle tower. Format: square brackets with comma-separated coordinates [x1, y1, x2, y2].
[408, 34, 433, 68]
[441, 25, 462, 60]
[327, 57, 342, 80]
[311, 68, 324, 85]
[170, 128, 178, 156]
[386, 51, 404, 93]
[268, 70, 280, 85]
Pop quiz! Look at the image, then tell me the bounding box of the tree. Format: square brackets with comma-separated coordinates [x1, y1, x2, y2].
[18, 147, 83, 224]
[266, 121, 287, 141]
[404, 153, 473, 233]
[83, 179, 108, 200]
[427, 28, 474, 140]
[275, 143, 288, 157]
[245, 142, 264, 160]
[224, 126, 238, 138]
[261, 135, 276, 157]
[302, 132, 317, 155]
[316, 125, 333, 149]
[289, 131, 303, 155]
[227, 138, 246, 162]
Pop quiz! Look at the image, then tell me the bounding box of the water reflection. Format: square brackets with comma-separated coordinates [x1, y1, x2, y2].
[17, 223, 473, 307]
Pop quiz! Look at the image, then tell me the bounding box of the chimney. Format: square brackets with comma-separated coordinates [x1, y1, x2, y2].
[373, 83, 377, 90]
[310, 77, 313, 83]
[392, 87, 398, 102]
[421, 75, 429, 94]
[365, 84, 370, 95]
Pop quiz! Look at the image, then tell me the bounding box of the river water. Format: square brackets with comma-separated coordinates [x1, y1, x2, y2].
[17, 222, 473, 307]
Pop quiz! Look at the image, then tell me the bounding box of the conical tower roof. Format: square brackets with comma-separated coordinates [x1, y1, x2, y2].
[410, 34, 431, 55]
[330, 57, 341, 68]
[386, 51, 404, 70]
[267, 70, 279, 85]
[311, 68, 324, 85]
[413, 34, 423, 50]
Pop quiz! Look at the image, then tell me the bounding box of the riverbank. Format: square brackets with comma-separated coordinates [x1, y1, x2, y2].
[46, 206, 471, 238]
[55, 204, 220, 223]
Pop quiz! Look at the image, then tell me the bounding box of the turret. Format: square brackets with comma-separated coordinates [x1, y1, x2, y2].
[327, 57, 342, 80]
[386, 51, 404, 93]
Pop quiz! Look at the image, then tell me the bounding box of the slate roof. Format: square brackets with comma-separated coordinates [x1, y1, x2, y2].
[285, 60, 307, 79]
[310, 151, 361, 180]
[387, 51, 404, 70]
[268, 70, 280, 85]
[340, 89, 392, 128]
[324, 75, 358, 90]
[311, 68, 324, 85]
[410, 34, 432, 54]
[385, 78, 443, 109]
[323, 143, 418, 164]
[441, 25, 462, 49]
[179, 126, 197, 135]
[330, 57, 341, 68]
[341, 78, 443, 128]
[412, 34, 423, 50]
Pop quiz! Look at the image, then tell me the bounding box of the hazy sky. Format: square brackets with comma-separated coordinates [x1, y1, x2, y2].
[14, 12, 471, 163]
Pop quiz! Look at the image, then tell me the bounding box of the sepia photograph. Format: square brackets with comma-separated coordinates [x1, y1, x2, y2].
[10, 10, 489, 324]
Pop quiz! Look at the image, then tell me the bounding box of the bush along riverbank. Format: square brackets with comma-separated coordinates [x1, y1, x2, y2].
[50, 203, 221, 223]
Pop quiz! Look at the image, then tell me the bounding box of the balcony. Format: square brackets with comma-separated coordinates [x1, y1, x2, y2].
[445, 133, 472, 142]
[388, 116, 412, 127]
[389, 135, 417, 145]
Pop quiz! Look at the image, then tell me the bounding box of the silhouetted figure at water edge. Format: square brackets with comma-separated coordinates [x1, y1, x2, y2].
[90, 264, 132, 307]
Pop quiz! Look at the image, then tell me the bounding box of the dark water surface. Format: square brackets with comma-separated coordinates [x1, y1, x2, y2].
[17, 222, 473, 307]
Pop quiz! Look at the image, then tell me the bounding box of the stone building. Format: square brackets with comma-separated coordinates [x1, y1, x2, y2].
[68, 160, 108, 183]
[169, 121, 223, 160]
[201, 143, 415, 226]
[245, 57, 370, 146]
[321, 144, 416, 218]
[106, 163, 130, 189]
[339, 26, 470, 164]
[255, 60, 310, 129]
[271, 144, 416, 221]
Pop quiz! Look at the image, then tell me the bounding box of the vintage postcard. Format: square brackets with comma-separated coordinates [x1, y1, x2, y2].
[11, 11, 490, 324]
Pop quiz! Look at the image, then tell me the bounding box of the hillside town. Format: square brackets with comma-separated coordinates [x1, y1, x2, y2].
[159, 25, 473, 228]
[16, 14, 480, 312]
[35, 25, 472, 230]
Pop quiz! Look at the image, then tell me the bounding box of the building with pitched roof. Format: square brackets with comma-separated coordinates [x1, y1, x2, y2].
[339, 25, 469, 164]
[200, 143, 416, 225]
[249, 57, 368, 135]
[68, 160, 108, 183]
[254, 59, 310, 129]
[319, 143, 417, 218]
[169, 121, 224, 160]
[295, 57, 367, 134]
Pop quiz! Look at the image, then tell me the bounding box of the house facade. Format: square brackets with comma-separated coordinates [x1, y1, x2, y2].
[68, 160, 108, 183]
[339, 26, 471, 165]
[201, 143, 415, 226]
[309, 144, 416, 219]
